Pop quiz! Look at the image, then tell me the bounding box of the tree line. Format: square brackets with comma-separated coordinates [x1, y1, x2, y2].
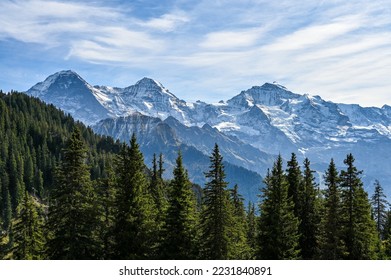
[1, 91, 391, 259]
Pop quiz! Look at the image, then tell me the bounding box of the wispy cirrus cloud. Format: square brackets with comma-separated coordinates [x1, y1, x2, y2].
[0, 0, 391, 107]
[136, 12, 190, 32]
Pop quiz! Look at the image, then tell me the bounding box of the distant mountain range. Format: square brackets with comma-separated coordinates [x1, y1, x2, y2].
[26, 70, 391, 200]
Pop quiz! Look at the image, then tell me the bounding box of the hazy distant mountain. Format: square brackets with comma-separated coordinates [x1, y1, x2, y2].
[27, 70, 391, 199]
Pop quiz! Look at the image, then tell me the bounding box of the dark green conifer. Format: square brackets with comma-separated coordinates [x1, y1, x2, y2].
[246, 202, 257, 256]
[150, 153, 167, 216]
[200, 144, 233, 259]
[229, 184, 251, 259]
[321, 158, 346, 259]
[286, 153, 302, 217]
[298, 158, 321, 259]
[371, 180, 389, 239]
[46, 127, 99, 259]
[256, 155, 300, 259]
[96, 166, 116, 259]
[112, 134, 157, 259]
[383, 211, 391, 258]
[161, 151, 197, 259]
[340, 154, 378, 259]
[11, 191, 45, 259]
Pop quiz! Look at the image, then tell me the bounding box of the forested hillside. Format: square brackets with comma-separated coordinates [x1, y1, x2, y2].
[1, 91, 391, 260]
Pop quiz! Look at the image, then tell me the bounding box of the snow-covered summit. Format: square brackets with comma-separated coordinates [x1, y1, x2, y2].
[227, 82, 301, 108]
[27, 70, 86, 97]
[25, 70, 391, 199]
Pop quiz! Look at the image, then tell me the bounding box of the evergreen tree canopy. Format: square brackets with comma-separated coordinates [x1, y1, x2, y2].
[229, 184, 251, 259]
[161, 151, 197, 259]
[371, 180, 389, 239]
[112, 134, 157, 259]
[46, 127, 100, 259]
[321, 159, 346, 259]
[298, 158, 321, 259]
[340, 154, 378, 259]
[286, 153, 302, 217]
[11, 191, 44, 260]
[200, 144, 233, 259]
[256, 155, 300, 259]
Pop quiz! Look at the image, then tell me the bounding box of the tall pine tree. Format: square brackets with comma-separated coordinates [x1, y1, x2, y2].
[371, 180, 389, 240]
[112, 134, 157, 259]
[10, 191, 45, 259]
[46, 127, 99, 259]
[256, 155, 300, 259]
[200, 144, 233, 259]
[298, 158, 320, 259]
[320, 159, 346, 259]
[286, 153, 302, 218]
[246, 202, 257, 257]
[161, 151, 197, 259]
[229, 184, 251, 259]
[340, 153, 378, 259]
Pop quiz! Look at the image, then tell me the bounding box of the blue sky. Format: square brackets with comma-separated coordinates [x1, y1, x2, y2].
[0, 0, 390, 106]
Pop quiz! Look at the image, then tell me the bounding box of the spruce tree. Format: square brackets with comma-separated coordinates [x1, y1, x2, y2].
[340, 153, 378, 259]
[161, 151, 197, 259]
[246, 202, 257, 256]
[371, 180, 389, 239]
[286, 153, 302, 217]
[112, 134, 157, 259]
[229, 184, 251, 259]
[383, 210, 391, 258]
[256, 155, 300, 259]
[321, 159, 346, 259]
[46, 127, 99, 259]
[150, 153, 167, 219]
[299, 158, 320, 259]
[158, 153, 165, 180]
[200, 143, 233, 259]
[0, 159, 12, 231]
[96, 167, 116, 259]
[11, 191, 45, 259]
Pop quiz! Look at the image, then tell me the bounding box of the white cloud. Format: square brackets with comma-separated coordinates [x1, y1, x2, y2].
[199, 28, 266, 50]
[263, 17, 363, 52]
[1, 0, 391, 107]
[137, 12, 190, 32]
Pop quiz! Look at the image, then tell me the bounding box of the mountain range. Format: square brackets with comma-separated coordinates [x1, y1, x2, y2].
[26, 70, 391, 200]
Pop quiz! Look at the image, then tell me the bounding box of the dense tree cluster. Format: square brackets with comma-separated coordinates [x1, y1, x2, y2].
[1, 91, 391, 260]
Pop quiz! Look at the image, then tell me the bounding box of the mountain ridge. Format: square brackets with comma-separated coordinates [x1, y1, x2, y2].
[26, 70, 391, 199]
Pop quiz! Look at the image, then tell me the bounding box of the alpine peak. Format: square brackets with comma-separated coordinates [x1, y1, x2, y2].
[136, 77, 163, 87]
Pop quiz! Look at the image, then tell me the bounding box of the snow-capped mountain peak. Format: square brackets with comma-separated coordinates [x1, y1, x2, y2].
[27, 70, 87, 97]
[122, 77, 177, 100]
[227, 82, 301, 108]
[25, 70, 391, 199]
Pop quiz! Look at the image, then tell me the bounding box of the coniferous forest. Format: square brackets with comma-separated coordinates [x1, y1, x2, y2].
[1, 91, 391, 260]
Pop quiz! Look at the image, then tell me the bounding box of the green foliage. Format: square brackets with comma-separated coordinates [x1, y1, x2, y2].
[95, 164, 116, 259]
[320, 159, 346, 259]
[10, 191, 45, 259]
[161, 151, 198, 259]
[340, 154, 379, 259]
[229, 184, 251, 259]
[112, 134, 157, 259]
[46, 128, 100, 259]
[286, 153, 302, 217]
[383, 211, 391, 258]
[200, 144, 233, 259]
[298, 158, 321, 259]
[149, 153, 168, 228]
[246, 202, 257, 256]
[1, 91, 390, 260]
[371, 180, 389, 239]
[256, 155, 300, 259]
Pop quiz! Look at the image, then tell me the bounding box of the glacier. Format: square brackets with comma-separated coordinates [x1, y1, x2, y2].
[26, 70, 391, 201]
